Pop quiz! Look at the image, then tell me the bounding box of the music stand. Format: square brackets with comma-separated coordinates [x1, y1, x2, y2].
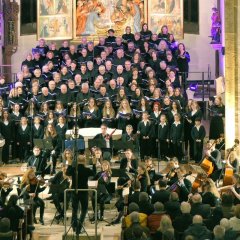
[33, 139, 53, 150]
[113, 140, 135, 151]
[64, 139, 85, 153]
[88, 139, 107, 149]
[111, 169, 129, 178]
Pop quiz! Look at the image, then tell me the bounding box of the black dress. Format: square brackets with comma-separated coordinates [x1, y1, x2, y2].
[209, 105, 225, 140]
[0, 120, 14, 163]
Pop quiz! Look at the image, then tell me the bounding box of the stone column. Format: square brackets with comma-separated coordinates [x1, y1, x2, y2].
[224, 0, 240, 148]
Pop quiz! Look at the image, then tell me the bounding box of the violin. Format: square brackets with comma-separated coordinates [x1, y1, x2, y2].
[105, 128, 117, 140]
[29, 176, 45, 186]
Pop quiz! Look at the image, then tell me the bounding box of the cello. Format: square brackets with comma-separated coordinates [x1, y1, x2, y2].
[191, 139, 220, 192]
[222, 140, 239, 186]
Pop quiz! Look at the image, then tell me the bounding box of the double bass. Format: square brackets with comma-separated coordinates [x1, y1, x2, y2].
[191, 140, 219, 192]
[222, 140, 239, 186]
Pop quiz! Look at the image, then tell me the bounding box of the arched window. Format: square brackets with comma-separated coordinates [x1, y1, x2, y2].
[184, 0, 199, 34]
[20, 0, 37, 35]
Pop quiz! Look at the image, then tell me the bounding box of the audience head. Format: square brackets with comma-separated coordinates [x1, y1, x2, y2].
[158, 180, 167, 189]
[0, 218, 11, 233]
[133, 180, 141, 191]
[191, 193, 202, 204]
[130, 211, 140, 224]
[139, 192, 149, 202]
[213, 225, 225, 240]
[192, 215, 203, 224]
[158, 215, 173, 233]
[154, 202, 165, 213]
[128, 202, 139, 213]
[169, 192, 179, 202]
[220, 218, 230, 230]
[180, 201, 191, 214]
[234, 204, 240, 218]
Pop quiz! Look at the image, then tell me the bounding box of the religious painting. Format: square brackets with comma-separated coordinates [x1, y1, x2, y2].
[73, 0, 146, 39]
[148, 0, 183, 39]
[37, 0, 73, 40]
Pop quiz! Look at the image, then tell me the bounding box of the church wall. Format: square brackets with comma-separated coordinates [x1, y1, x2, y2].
[11, 0, 217, 79]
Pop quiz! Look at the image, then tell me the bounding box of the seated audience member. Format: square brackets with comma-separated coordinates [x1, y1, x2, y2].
[123, 211, 150, 240]
[152, 215, 175, 240]
[122, 202, 147, 229]
[0, 218, 13, 240]
[151, 180, 170, 205]
[229, 204, 240, 231]
[147, 202, 167, 235]
[138, 192, 154, 216]
[220, 218, 238, 240]
[213, 225, 225, 240]
[164, 192, 181, 220]
[3, 195, 24, 234]
[128, 180, 141, 206]
[204, 207, 224, 231]
[183, 215, 212, 240]
[173, 201, 193, 236]
[190, 193, 211, 219]
[220, 194, 235, 219]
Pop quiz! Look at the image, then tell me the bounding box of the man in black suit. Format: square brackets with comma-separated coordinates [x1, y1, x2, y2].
[183, 215, 212, 240]
[27, 146, 47, 176]
[190, 193, 211, 219]
[164, 192, 181, 220]
[151, 180, 170, 205]
[93, 123, 113, 160]
[138, 192, 154, 216]
[173, 201, 193, 235]
[56, 84, 74, 108]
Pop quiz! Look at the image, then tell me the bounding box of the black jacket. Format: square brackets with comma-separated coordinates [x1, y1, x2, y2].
[151, 189, 170, 205]
[66, 164, 94, 189]
[27, 154, 47, 176]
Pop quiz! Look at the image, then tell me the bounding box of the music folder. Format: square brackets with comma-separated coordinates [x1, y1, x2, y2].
[111, 168, 128, 178]
[88, 139, 106, 149]
[33, 139, 53, 150]
[64, 139, 85, 151]
[113, 140, 135, 151]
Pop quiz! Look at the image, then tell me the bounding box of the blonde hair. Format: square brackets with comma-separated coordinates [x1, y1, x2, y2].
[77, 154, 86, 165]
[158, 215, 173, 233]
[102, 100, 115, 118]
[138, 162, 151, 186]
[62, 148, 73, 161]
[118, 99, 132, 113]
[21, 168, 35, 187]
[101, 160, 112, 175]
[44, 123, 57, 138]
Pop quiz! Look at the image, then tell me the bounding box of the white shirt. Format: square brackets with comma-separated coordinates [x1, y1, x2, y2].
[173, 121, 181, 126]
[160, 122, 166, 127]
[22, 125, 27, 131]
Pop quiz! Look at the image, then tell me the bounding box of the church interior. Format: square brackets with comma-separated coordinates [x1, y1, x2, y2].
[0, 0, 240, 239]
